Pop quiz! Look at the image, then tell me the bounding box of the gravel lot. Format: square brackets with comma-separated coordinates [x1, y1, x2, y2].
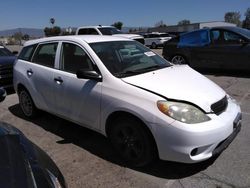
[1, 46, 250, 188]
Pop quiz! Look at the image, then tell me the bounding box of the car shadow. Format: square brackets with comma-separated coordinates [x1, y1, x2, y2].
[8, 103, 218, 179]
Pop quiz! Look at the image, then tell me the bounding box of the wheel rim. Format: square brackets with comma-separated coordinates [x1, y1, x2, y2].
[171, 55, 185, 64]
[113, 125, 143, 161]
[19, 91, 33, 117]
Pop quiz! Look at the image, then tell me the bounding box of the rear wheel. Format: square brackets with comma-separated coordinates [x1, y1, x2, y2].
[171, 55, 186, 65]
[108, 116, 156, 167]
[18, 89, 38, 118]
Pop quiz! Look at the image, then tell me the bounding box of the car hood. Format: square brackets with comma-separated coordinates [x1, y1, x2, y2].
[122, 65, 226, 112]
[0, 56, 16, 66]
[113, 34, 143, 39]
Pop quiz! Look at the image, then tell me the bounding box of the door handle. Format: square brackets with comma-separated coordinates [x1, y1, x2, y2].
[54, 77, 63, 84]
[27, 69, 33, 76]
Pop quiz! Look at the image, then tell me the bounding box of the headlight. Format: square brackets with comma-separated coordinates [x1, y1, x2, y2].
[157, 100, 211, 124]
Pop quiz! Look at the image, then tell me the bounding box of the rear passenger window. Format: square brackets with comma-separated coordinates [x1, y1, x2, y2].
[88, 29, 98, 35]
[223, 31, 242, 43]
[60, 43, 94, 73]
[180, 30, 209, 46]
[32, 43, 58, 68]
[78, 29, 88, 35]
[18, 44, 38, 61]
[78, 28, 98, 35]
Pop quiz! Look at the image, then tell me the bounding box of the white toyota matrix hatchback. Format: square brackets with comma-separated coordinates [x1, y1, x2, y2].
[13, 35, 242, 166]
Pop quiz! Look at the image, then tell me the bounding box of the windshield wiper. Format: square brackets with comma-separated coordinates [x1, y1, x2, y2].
[114, 70, 139, 78]
[135, 64, 169, 73]
[115, 65, 168, 78]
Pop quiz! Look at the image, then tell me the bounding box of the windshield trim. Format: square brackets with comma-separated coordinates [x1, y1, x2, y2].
[114, 64, 171, 78]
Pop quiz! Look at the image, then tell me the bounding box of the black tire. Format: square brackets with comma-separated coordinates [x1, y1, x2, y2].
[171, 55, 187, 65]
[151, 42, 157, 49]
[18, 89, 38, 118]
[108, 116, 156, 167]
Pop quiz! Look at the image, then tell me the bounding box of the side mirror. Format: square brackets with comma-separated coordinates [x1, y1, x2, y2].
[76, 70, 102, 82]
[0, 88, 6, 102]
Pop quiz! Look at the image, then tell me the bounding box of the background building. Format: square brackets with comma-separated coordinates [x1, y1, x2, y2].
[149, 21, 236, 35]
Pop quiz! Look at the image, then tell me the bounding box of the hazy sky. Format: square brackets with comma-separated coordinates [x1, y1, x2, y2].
[0, 0, 249, 30]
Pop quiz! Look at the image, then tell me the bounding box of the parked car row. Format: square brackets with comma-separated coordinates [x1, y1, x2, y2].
[162, 26, 250, 71]
[0, 26, 245, 187]
[12, 35, 241, 167]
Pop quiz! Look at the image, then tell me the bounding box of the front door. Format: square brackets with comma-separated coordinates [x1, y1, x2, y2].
[53, 42, 102, 131]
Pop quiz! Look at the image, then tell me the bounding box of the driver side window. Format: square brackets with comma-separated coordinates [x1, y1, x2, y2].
[60, 43, 94, 74]
[223, 31, 243, 44]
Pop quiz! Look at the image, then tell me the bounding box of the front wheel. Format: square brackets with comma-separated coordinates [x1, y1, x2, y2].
[171, 55, 186, 65]
[108, 117, 156, 167]
[18, 89, 38, 118]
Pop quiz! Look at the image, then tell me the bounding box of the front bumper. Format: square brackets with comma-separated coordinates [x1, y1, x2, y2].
[151, 97, 241, 163]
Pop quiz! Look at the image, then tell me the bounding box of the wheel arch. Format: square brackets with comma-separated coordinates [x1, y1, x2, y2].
[16, 83, 38, 109]
[16, 83, 28, 94]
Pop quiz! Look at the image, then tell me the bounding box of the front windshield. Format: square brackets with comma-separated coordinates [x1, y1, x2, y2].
[99, 27, 123, 35]
[90, 41, 172, 78]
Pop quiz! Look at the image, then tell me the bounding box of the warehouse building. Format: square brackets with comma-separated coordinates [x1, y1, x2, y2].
[148, 21, 236, 35]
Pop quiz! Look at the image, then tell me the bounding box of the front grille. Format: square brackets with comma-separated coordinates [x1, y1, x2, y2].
[211, 96, 228, 115]
[0, 64, 13, 87]
[135, 38, 145, 44]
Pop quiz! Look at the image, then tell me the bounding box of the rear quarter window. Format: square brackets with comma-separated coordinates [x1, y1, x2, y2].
[18, 44, 38, 61]
[32, 43, 58, 68]
[179, 30, 210, 47]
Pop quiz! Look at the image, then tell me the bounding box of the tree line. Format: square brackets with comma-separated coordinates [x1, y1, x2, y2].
[154, 7, 250, 29]
[224, 8, 250, 29]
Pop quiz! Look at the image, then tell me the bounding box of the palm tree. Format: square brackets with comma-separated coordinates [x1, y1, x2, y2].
[50, 18, 55, 26]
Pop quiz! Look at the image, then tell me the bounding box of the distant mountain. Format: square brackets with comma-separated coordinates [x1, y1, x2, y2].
[0, 28, 44, 37]
[0, 26, 150, 38]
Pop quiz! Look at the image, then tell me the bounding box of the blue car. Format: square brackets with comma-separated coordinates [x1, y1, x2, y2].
[162, 26, 250, 71]
[0, 46, 17, 89]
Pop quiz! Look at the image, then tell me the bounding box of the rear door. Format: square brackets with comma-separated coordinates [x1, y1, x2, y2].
[53, 42, 102, 130]
[181, 29, 219, 69]
[26, 42, 59, 112]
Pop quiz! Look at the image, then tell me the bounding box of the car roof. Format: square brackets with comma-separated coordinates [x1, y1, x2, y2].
[210, 26, 237, 30]
[77, 25, 114, 29]
[24, 35, 132, 47]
